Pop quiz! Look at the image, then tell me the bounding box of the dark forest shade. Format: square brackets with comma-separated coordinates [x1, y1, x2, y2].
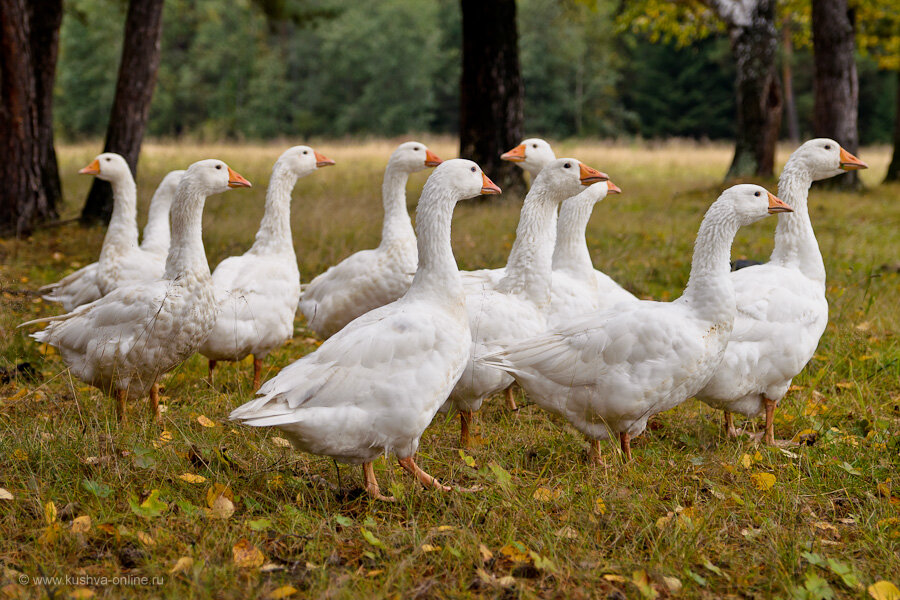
[0, 0, 61, 237]
[724, 0, 782, 179]
[884, 73, 900, 182]
[81, 0, 164, 224]
[458, 0, 525, 196]
[812, 0, 861, 189]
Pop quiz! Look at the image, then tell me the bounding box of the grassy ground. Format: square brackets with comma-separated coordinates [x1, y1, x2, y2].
[1, 138, 898, 599]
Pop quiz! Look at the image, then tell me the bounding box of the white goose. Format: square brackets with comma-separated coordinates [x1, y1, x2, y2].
[200, 146, 334, 388]
[481, 185, 791, 463]
[447, 158, 608, 446]
[230, 160, 500, 501]
[696, 140, 867, 444]
[298, 141, 442, 338]
[40, 157, 182, 310]
[22, 160, 251, 421]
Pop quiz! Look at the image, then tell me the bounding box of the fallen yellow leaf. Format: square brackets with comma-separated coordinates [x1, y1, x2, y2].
[206, 484, 234, 508]
[178, 473, 207, 484]
[868, 581, 900, 600]
[69, 588, 95, 599]
[750, 472, 776, 491]
[271, 437, 291, 448]
[532, 487, 562, 501]
[499, 542, 531, 563]
[594, 497, 607, 515]
[232, 539, 265, 569]
[420, 544, 441, 552]
[877, 480, 892, 498]
[207, 494, 235, 520]
[71, 515, 91, 534]
[197, 415, 217, 427]
[478, 544, 493, 562]
[266, 585, 298, 599]
[603, 574, 627, 583]
[169, 556, 194, 575]
[0, 488, 12, 500]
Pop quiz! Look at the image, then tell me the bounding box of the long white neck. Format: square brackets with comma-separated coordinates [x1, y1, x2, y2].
[404, 180, 461, 302]
[99, 174, 139, 259]
[680, 200, 739, 323]
[164, 180, 212, 279]
[552, 191, 598, 279]
[141, 180, 176, 255]
[380, 165, 415, 247]
[250, 163, 298, 255]
[497, 183, 563, 305]
[769, 159, 825, 282]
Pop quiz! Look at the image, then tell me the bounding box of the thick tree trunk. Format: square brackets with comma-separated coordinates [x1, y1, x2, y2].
[885, 71, 900, 183]
[725, 0, 783, 179]
[812, 0, 860, 189]
[30, 0, 64, 213]
[781, 22, 800, 143]
[459, 0, 526, 197]
[0, 0, 57, 237]
[81, 0, 165, 224]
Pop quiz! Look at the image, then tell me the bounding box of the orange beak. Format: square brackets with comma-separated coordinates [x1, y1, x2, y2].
[481, 173, 501, 195]
[606, 180, 622, 194]
[227, 167, 252, 188]
[579, 163, 609, 185]
[767, 192, 792, 213]
[79, 158, 101, 175]
[424, 149, 443, 167]
[500, 144, 527, 162]
[839, 147, 868, 170]
[314, 151, 335, 168]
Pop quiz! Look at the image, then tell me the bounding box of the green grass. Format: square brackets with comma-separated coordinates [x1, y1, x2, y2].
[1, 138, 899, 599]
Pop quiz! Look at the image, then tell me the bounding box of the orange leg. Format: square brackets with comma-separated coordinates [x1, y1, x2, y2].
[459, 409, 474, 447]
[149, 383, 160, 421]
[362, 462, 396, 502]
[207, 360, 217, 386]
[252, 356, 263, 391]
[505, 386, 518, 412]
[397, 456, 452, 492]
[587, 438, 604, 466]
[619, 431, 632, 462]
[763, 397, 776, 446]
[724, 411, 739, 438]
[115, 389, 127, 423]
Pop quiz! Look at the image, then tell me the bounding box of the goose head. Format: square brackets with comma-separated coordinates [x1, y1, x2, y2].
[430, 159, 500, 202]
[501, 138, 556, 176]
[182, 159, 251, 196]
[720, 184, 792, 227]
[79, 153, 132, 182]
[790, 138, 868, 180]
[533, 158, 608, 200]
[276, 145, 335, 178]
[389, 141, 443, 174]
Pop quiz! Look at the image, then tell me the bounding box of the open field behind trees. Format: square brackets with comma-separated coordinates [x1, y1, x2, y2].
[1, 139, 899, 599]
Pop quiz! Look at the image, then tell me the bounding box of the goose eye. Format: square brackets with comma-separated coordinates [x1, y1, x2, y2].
[215, 165, 222, 170]
[413, 147, 420, 151]
[824, 144, 831, 150]
[754, 191, 760, 197]
[105, 158, 111, 162]
[532, 144, 537, 148]
[470, 166, 476, 172]
[303, 150, 308, 154]
[564, 162, 571, 169]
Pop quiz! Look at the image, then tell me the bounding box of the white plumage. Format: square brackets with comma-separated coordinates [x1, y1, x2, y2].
[481, 184, 791, 463]
[22, 159, 252, 421]
[231, 159, 499, 500]
[298, 141, 442, 338]
[200, 146, 334, 388]
[696, 139, 868, 443]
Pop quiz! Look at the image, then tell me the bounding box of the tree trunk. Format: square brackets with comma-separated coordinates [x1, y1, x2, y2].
[725, 0, 783, 179]
[30, 0, 64, 213]
[459, 0, 526, 197]
[812, 0, 860, 189]
[885, 71, 900, 183]
[81, 0, 165, 224]
[0, 0, 57, 237]
[781, 21, 800, 143]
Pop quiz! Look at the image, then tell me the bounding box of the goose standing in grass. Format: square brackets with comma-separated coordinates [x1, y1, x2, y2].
[201, 146, 334, 389]
[446, 158, 608, 446]
[298, 141, 442, 338]
[21, 160, 251, 422]
[40, 157, 181, 311]
[696, 140, 867, 444]
[231, 160, 500, 501]
[481, 185, 791, 463]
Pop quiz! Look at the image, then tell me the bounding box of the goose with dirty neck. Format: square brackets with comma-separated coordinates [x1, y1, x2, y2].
[480, 184, 790, 465]
[22, 159, 251, 423]
[201, 146, 333, 389]
[446, 158, 608, 447]
[230, 159, 500, 502]
[697, 139, 867, 445]
[140, 169, 185, 258]
[298, 141, 442, 339]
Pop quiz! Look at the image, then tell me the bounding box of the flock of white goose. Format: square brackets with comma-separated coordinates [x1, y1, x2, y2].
[22, 138, 867, 500]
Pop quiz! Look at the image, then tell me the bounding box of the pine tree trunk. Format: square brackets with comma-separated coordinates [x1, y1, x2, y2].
[81, 0, 165, 224]
[812, 0, 860, 189]
[782, 22, 800, 143]
[725, 0, 783, 179]
[459, 0, 526, 197]
[0, 0, 57, 237]
[885, 71, 900, 183]
[30, 0, 64, 213]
